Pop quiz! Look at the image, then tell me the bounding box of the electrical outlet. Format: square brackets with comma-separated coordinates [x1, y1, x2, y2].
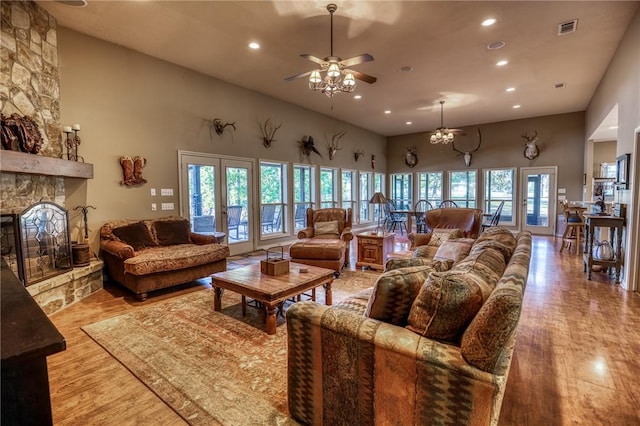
[150, 188, 156, 196]
[161, 202, 174, 211]
[161, 188, 173, 196]
[151, 203, 157, 211]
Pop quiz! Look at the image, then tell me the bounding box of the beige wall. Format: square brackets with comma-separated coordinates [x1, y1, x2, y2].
[57, 28, 386, 248]
[592, 141, 617, 177]
[387, 111, 585, 213]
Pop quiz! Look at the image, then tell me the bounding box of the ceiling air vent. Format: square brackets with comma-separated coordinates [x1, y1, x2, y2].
[555, 82, 566, 89]
[558, 19, 578, 35]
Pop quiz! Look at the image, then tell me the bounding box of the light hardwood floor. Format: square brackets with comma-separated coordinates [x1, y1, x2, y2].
[46, 236, 640, 425]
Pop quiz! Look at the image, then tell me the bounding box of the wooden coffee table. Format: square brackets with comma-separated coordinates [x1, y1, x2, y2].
[211, 262, 334, 335]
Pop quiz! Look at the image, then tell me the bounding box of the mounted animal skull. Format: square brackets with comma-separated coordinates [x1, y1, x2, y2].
[258, 117, 282, 148]
[210, 118, 236, 136]
[522, 130, 540, 160]
[354, 149, 365, 162]
[451, 128, 482, 167]
[405, 146, 418, 168]
[326, 130, 346, 160]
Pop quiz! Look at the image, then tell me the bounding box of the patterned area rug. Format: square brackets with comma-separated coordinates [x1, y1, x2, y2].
[82, 270, 379, 426]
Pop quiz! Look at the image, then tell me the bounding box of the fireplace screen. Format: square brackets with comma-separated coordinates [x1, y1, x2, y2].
[5, 202, 73, 285]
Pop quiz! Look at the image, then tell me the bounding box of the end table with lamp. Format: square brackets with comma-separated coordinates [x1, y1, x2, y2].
[356, 192, 395, 271]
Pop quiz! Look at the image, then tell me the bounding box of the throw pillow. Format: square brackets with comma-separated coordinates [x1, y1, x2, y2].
[364, 265, 435, 326]
[413, 245, 438, 259]
[427, 228, 464, 247]
[473, 227, 517, 261]
[433, 238, 475, 263]
[112, 222, 157, 251]
[313, 220, 339, 236]
[153, 220, 192, 245]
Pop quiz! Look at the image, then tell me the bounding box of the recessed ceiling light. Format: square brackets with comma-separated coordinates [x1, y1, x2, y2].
[55, 0, 87, 6]
[487, 41, 506, 50]
[554, 82, 566, 89]
[608, 126, 619, 130]
[248, 42, 260, 49]
[400, 66, 413, 73]
[384, 110, 391, 114]
[496, 60, 509, 66]
[482, 18, 496, 26]
[506, 87, 516, 92]
[354, 95, 362, 100]
[406, 121, 412, 125]
[513, 105, 521, 109]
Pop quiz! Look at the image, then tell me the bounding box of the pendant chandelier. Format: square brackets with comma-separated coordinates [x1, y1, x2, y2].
[430, 101, 455, 144]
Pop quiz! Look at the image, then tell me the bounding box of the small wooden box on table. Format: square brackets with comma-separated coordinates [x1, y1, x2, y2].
[356, 232, 395, 271]
[211, 262, 334, 334]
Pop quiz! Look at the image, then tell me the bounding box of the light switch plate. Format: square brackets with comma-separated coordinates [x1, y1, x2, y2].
[161, 188, 173, 196]
[151, 203, 157, 211]
[161, 203, 174, 211]
[150, 188, 156, 196]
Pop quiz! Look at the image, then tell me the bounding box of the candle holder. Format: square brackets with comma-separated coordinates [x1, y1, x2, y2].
[72, 129, 82, 162]
[64, 130, 75, 160]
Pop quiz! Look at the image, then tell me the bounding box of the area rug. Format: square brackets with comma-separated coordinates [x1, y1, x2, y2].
[82, 270, 379, 426]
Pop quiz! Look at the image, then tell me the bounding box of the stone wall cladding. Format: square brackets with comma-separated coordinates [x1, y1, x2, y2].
[1, 0, 62, 158]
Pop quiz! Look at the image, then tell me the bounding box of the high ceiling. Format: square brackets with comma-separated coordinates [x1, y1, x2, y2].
[39, 1, 638, 138]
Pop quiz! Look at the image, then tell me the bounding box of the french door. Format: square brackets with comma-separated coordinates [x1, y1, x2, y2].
[179, 151, 254, 255]
[520, 167, 557, 235]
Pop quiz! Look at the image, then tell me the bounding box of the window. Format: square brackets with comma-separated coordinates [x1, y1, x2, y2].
[373, 173, 386, 224]
[484, 168, 515, 224]
[359, 172, 373, 223]
[600, 162, 617, 178]
[188, 164, 216, 226]
[390, 173, 412, 210]
[293, 164, 314, 230]
[341, 170, 356, 213]
[417, 171, 442, 208]
[260, 161, 287, 237]
[448, 170, 477, 208]
[320, 167, 338, 208]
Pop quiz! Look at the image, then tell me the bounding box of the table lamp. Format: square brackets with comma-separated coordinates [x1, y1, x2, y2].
[369, 192, 388, 235]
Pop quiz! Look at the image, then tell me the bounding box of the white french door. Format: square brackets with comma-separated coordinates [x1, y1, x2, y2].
[179, 151, 254, 255]
[520, 167, 557, 235]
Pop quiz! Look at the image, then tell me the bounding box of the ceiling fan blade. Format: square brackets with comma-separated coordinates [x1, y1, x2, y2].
[300, 54, 327, 65]
[340, 54, 374, 67]
[284, 70, 313, 82]
[350, 70, 377, 84]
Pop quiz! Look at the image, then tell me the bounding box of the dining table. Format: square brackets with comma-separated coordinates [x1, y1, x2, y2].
[390, 209, 419, 233]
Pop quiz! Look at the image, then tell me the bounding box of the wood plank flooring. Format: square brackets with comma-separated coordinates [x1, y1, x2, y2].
[45, 236, 640, 425]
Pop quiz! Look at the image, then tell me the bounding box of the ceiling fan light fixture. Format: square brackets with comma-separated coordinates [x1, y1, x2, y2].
[429, 101, 456, 144]
[343, 72, 356, 88]
[327, 63, 341, 78]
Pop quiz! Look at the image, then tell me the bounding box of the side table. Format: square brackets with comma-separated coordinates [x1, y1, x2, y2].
[583, 214, 625, 283]
[356, 232, 395, 271]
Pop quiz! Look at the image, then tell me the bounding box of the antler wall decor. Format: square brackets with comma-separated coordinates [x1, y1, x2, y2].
[451, 128, 482, 167]
[258, 117, 282, 148]
[354, 149, 365, 162]
[209, 118, 236, 137]
[326, 130, 346, 160]
[522, 130, 540, 160]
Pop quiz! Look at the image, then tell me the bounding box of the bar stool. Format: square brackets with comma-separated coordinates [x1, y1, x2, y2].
[560, 204, 586, 254]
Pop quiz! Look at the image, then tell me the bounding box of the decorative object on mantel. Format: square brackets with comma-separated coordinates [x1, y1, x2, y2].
[354, 149, 365, 162]
[62, 124, 84, 162]
[209, 118, 236, 139]
[405, 146, 418, 168]
[299, 135, 322, 159]
[1, 113, 43, 154]
[119, 156, 147, 186]
[522, 130, 540, 160]
[452, 127, 482, 167]
[326, 130, 345, 160]
[283, 4, 376, 99]
[428, 101, 463, 144]
[258, 117, 282, 148]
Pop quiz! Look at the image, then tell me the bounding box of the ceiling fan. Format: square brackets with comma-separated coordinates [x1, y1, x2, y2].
[284, 3, 377, 97]
[428, 101, 464, 144]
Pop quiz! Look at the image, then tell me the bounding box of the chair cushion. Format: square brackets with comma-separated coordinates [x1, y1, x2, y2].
[123, 243, 228, 275]
[313, 220, 340, 237]
[433, 238, 475, 262]
[112, 221, 157, 251]
[364, 265, 436, 326]
[153, 219, 192, 246]
[289, 239, 345, 260]
[385, 257, 452, 272]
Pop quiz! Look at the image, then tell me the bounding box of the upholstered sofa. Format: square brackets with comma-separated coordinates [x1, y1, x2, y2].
[287, 228, 532, 425]
[289, 208, 353, 275]
[100, 216, 229, 301]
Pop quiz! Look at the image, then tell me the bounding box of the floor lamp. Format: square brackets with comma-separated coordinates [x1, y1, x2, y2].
[369, 192, 388, 235]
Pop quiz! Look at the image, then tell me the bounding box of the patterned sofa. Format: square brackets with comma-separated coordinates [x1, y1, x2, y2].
[287, 228, 532, 425]
[100, 216, 229, 301]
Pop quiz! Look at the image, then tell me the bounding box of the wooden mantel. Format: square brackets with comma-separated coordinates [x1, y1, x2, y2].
[0, 150, 93, 179]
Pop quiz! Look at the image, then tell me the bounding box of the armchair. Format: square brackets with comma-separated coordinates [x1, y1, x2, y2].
[289, 208, 353, 275]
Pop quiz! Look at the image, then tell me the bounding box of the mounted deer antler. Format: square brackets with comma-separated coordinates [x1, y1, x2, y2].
[522, 130, 539, 160]
[354, 149, 365, 162]
[326, 130, 346, 160]
[210, 118, 236, 136]
[258, 117, 282, 148]
[452, 128, 482, 167]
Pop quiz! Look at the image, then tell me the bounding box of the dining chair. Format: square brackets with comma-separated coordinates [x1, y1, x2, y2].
[384, 200, 408, 235]
[439, 200, 459, 208]
[226, 205, 243, 239]
[481, 200, 505, 232]
[414, 200, 433, 233]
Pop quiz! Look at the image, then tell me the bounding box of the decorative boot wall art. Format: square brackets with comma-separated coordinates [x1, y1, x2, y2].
[120, 156, 147, 186]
